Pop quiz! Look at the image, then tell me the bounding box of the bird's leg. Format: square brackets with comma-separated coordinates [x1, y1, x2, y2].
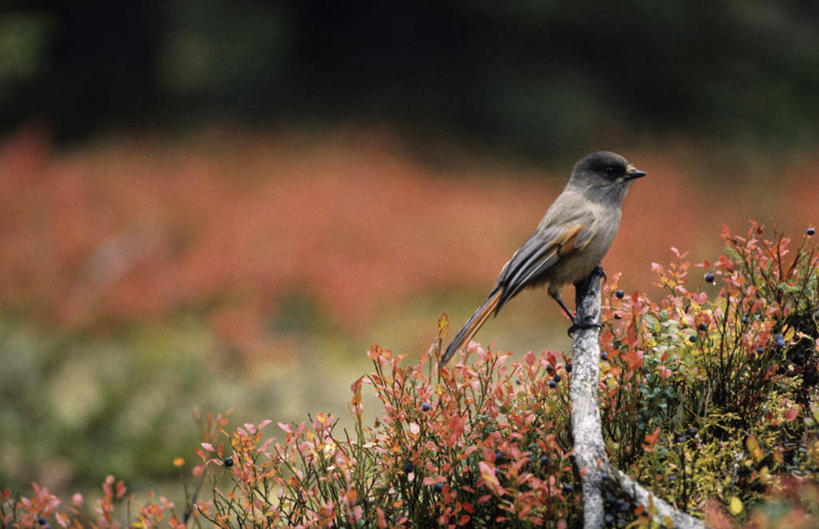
[550, 290, 600, 336]
[550, 290, 576, 322]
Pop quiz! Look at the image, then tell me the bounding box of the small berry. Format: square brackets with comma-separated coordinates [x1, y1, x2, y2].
[553, 374, 562, 383]
[756, 346, 765, 354]
[698, 322, 708, 331]
[563, 483, 574, 493]
[546, 365, 555, 374]
[600, 472, 609, 482]
[403, 462, 414, 473]
[515, 378, 521, 385]
[704, 272, 715, 283]
[689, 335, 697, 343]
[38, 518, 48, 526]
[565, 362, 572, 373]
[775, 334, 786, 348]
[601, 352, 608, 361]
[548, 380, 557, 389]
[223, 456, 234, 467]
[540, 456, 548, 466]
[741, 316, 749, 324]
[421, 402, 431, 412]
[433, 483, 443, 492]
[615, 289, 625, 299]
[807, 227, 816, 236]
[495, 450, 504, 463]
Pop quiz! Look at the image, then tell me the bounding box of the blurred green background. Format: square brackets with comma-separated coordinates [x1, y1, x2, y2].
[1, 0, 818, 500]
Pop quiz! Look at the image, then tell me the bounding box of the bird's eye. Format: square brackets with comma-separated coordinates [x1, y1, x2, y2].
[604, 166, 616, 176]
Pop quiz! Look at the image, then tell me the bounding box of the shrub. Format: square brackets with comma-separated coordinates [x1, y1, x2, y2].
[2, 222, 817, 528]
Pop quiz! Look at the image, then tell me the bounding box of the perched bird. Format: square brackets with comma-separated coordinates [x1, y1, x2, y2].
[441, 151, 645, 366]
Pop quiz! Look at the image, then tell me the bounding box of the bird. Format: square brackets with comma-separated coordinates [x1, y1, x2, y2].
[440, 151, 646, 366]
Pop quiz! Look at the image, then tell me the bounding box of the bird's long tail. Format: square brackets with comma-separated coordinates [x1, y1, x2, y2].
[441, 287, 503, 365]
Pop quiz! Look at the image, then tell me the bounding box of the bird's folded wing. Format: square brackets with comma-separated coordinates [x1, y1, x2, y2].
[495, 223, 589, 309]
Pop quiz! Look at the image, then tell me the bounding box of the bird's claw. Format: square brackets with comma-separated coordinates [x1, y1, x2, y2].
[591, 264, 607, 281]
[567, 319, 602, 336]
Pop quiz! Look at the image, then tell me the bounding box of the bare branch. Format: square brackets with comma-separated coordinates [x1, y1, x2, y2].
[570, 271, 706, 529]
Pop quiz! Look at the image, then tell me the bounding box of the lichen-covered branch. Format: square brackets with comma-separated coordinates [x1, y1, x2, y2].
[570, 271, 706, 529]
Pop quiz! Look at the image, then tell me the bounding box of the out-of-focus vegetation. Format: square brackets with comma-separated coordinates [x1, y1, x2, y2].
[2, 2, 819, 156]
[1, 127, 817, 500]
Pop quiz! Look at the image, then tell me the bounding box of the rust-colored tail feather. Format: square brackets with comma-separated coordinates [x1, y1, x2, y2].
[441, 288, 503, 365]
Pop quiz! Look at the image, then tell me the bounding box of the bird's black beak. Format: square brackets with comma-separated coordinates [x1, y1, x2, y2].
[626, 166, 646, 180]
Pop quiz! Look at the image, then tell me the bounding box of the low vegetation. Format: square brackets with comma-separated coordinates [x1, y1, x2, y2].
[3, 222, 816, 527]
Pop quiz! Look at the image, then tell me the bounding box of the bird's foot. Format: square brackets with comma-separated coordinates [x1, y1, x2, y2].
[567, 316, 602, 336]
[591, 264, 607, 281]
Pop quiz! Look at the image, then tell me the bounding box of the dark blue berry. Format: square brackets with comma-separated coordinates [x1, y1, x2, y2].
[689, 335, 697, 343]
[741, 316, 749, 324]
[565, 362, 572, 373]
[704, 273, 715, 283]
[546, 365, 555, 374]
[600, 472, 609, 482]
[515, 378, 521, 385]
[495, 450, 504, 463]
[223, 456, 234, 467]
[548, 380, 557, 389]
[807, 227, 816, 236]
[775, 334, 785, 348]
[38, 518, 48, 526]
[421, 402, 431, 412]
[687, 427, 697, 435]
[433, 483, 443, 492]
[615, 289, 625, 299]
[601, 352, 607, 361]
[540, 456, 548, 466]
[403, 462, 414, 473]
[698, 323, 708, 331]
[756, 346, 764, 354]
[553, 374, 562, 383]
[563, 483, 573, 493]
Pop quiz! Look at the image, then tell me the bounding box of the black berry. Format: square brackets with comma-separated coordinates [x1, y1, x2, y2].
[565, 363, 572, 373]
[563, 483, 574, 493]
[775, 334, 786, 348]
[741, 316, 749, 324]
[433, 483, 443, 492]
[224, 456, 234, 467]
[704, 272, 715, 283]
[756, 346, 765, 354]
[38, 518, 48, 526]
[421, 402, 431, 412]
[601, 352, 607, 361]
[689, 335, 697, 343]
[548, 380, 557, 389]
[403, 462, 414, 473]
[698, 323, 708, 331]
[615, 289, 625, 299]
[807, 227, 816, 236]
[553, 374, 562, 383]
[495, 450, 504, 463]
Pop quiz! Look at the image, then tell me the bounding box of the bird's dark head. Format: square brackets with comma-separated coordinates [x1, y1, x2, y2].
[569, 151, 646, 201]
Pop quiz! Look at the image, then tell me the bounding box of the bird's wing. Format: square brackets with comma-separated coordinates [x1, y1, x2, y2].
[495, 219, 593, 310]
